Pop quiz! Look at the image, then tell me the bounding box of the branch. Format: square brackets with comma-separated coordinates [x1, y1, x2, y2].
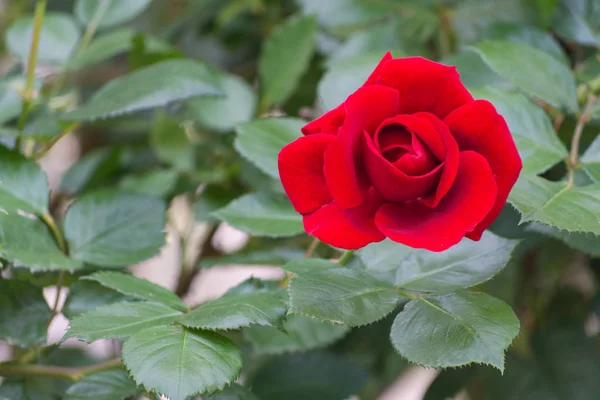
[0, 358, 122, 381]
[568, 93, 598, 185]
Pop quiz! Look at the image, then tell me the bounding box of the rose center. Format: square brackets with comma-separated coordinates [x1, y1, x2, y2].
[375, 123, 439, 176]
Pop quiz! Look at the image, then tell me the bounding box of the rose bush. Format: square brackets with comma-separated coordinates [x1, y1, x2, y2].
[278, 52, 522, 251]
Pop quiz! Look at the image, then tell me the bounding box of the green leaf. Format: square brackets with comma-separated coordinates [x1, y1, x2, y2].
[180, 291, 287, 330]
[527, 223, 600, 257]
[509, 175, 600, 234]
[59, 148, 121, 196]
[64, 369, 137, 400]
[471, 87, 568, 174]
[193, 186, 238, 224]
[245, 315, 348, 355]
[0, 78, 24, 125]
[75, 0, 152, 29]
[188, 72, 257, 133]
[205, 384, 259, 400]
[0, 280, 52, 347]
[118, 170, 178, 197]
[259, 16, 317, 105]
[214, 192, 303, 237]
[581, 134, 600, 182]
[83, 271, 188, 312]
[5, 13, 80, 65]
[66, 301, 182, 342]
[62, 280, 126, 319]
[64, 190, 166, 267]
[0, 146, 49, 215]
[356, 239, 413, 273]
[391, 291, 519, 371]
[395, 231, 519, 295]
[296, 0, 391, 31]
[250, 352, 368, 400]
[472, 40, 578, 112]
[235, 118, 304, 179]
[199, 248, 304, 268]
[441, 51, 507, 90]
[150, 112, 194, 171]
[63, 60, 223, 121]
[552, 0, 600, 46]
[330, 24, 404, 63]
[318, 52, 383, 111]
[0, 212, 83, 272]
[122, 326, 242, 400]
[286, 260, 399, 326]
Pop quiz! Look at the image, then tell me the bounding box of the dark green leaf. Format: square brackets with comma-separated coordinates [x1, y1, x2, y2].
[64, 369, 137, 400]
[0, 212, 83, 272]
[0, 146, 49, 215]
[528, 223, 600, 257]
[199, 248, 304, 268]
[62, 280, 126, 319]
[65, 301, 182, 342]
[552, 0, 600, 46]
[0, 78, 24, 125]
[235, 118, 304, 179]
[64, 190, 166, 267]
[180, 291, 287, 330]
[59, 148, 121, 196]
[244, 315, 348, 355]
[118, 170, 178, 197]
[509, 175, 600, 234]
[251, 352, 368, 400]
[83, 271, 188, 311]
[356, 239, 413, 273]
[6, 13, 80, 65]
[286, 260, 399, 326]
[472, 40, 578, 112]
[395, 231, 519, 295]
[424, 365, 479, 400]
[391, 291, 519, 371]
[0, 280, 51, 347]
[150, 112, 194, 171]
[330, 24, 403, 62]
[296, 0, 392, 32]
[74, 0, 152, 29]
[205, 384, 259, 400]
[472, 87, 568, 174]
[214, 193, 303, 237]
[581, 134, 600, 182]
[122, 326, 242, 400]
[259, 16, 317, 105]
[63, 60, 223, 121]
[441, 51, 507, 89]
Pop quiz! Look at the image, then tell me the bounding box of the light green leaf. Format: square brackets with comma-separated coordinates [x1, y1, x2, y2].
[83, 271, 188, 312]
[180, 291, 287, 330]
[122, 326, 242, 400]
[527, 223, 600, 257]
[391, 291, 519, 371]
[150, 112, 194, 171]
[472, 87, 568, 174]
[235, 118, 304, 179]
[199, 248, 304, 268]
[330, 24, 403, 63]
[64, 190, 166, 267]
[62, 280, 126, 319]
[356, 239, 413, 273]
[318, 52, 382, 111]
[296, 0, 392, 31]
[251, 353, 368, 400]
[552, 0, 600, 46]
[483, 24, 568, 63]
[259, 16, 317, 105]
[206, 384, 259, 400]
[188, 72, 257, 133]
[59, 147, 121, 196]
[0, 280, 52, 347]
[63, 60, 223, 121]
[441, 51, 507, 90]
[214, 193, 303, 237]
[75, 0, 152, 29]
[244, 315, 349, 355]
[66, 301, 182, 342]
[118, 170, 178, 197]
[0, 212, 83, 272]
[509, 175, 600, 234]
[287, 260, 399, 326]
[472, 40, 578, 112]
[65, 369, 137, 400]
[0, 146, 49, 215]
[5, 13, 80, 65]
[284, 258, 339, 274]
[0, 78, 24, 125]
[395, 231, 519, 295]
[581, 134, 600, 182]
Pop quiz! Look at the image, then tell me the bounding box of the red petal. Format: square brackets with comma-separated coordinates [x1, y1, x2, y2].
[324, 85, 400, 209]
[363, 51, 393, 86]
[376, 57, 473, 119]
[414, 112, 460, 208]
[444, 100, 522, 239]
[363, 132, 443, 202]
[375, 151, 497, 252]
[301, 104, 345, 136]
[278, 134, 335, 215]
[303, 188, 384, 250]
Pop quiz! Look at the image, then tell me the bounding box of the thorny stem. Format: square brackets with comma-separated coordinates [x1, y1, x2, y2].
[0, 358, 122, 381]
[15, 0, 47, 151]
[568, 93, 598, 185]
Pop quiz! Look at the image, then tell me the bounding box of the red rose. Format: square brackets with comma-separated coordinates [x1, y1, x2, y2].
[278, 53, 522, 252]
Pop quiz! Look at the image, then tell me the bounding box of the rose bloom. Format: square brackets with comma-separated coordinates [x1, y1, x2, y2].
[278, 52, 522, 252]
